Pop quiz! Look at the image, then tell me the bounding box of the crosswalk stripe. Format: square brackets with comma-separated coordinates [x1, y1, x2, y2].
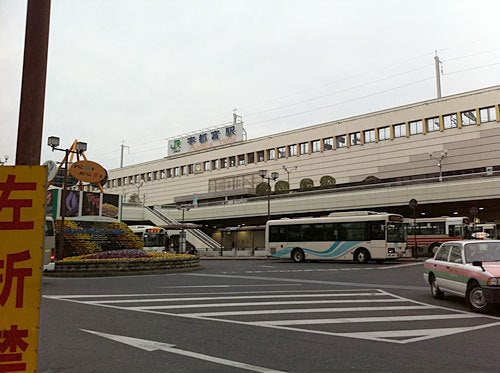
[127, 298, 409, 311]
[85, 291, 386, 304]
[183, 305, 435, 317]
[250, 313, 482, 326]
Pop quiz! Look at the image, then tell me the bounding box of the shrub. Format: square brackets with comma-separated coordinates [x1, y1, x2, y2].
[256, 182, 271, 196]
[319, 175, 336, 189]
[274, 180, 289, 194]
[300, 178, 314, 191]
[362, 175, 380, 184]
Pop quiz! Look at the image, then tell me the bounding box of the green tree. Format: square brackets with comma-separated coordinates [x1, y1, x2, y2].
[319, 175, 336, 189]
[299, 178, 314, 191]
[256, 182, 270, 196]
[128, 193, 141, 204]
[274, 180, 290, 194]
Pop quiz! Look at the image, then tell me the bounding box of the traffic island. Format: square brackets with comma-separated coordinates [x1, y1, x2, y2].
[46, 256, 201, 277]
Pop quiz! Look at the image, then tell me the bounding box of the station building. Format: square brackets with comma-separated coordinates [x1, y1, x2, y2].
[104, 85, 500, 241]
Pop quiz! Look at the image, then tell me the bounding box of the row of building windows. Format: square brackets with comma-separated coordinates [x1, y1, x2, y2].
[105, 105, 498, 189]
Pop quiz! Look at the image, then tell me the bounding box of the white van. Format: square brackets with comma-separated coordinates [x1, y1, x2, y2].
[44, 217, 56, 271]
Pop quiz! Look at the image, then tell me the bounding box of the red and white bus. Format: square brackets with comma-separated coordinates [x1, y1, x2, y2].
[404, 216, 471, 256]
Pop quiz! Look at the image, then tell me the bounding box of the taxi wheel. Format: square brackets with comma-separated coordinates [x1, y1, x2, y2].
[466, 282, 493, 313]
[291, 248, 305, 263]
[429, 275, 444, 299]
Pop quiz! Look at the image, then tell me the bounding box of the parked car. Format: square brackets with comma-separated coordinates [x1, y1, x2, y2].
[423, 240, 500, 313]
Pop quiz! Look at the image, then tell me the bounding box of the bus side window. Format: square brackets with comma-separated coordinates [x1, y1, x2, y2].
[370, 222, 385, 240]
[448, 224, 460, 237]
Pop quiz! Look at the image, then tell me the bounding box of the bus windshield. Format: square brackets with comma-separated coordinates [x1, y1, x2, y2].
[387, 222, 406, 243]
[143, 231, 166, 248]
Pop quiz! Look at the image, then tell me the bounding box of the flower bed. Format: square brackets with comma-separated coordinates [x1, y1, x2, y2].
[48, 250, 200, 277]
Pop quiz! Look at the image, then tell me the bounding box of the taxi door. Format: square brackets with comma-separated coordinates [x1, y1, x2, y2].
[445, 244, 466, 295]
[429, 244, 453, 291]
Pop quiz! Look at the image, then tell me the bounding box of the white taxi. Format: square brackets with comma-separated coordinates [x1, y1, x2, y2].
[423, 240, 500, 313]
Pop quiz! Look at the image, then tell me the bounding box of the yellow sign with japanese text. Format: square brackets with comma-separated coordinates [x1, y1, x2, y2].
[0, 166, 46, 372]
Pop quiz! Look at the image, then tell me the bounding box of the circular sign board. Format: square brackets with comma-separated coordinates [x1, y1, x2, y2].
[469, 207, 479, 216]
[409, 199, 418, 209]
[69, 160, 107, 183]
[43, 160, 58, 182]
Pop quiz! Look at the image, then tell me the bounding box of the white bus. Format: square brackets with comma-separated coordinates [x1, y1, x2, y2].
[129, 225, 168, 252]
[266, 211, 407, 263]
[43, 217, 56, 271]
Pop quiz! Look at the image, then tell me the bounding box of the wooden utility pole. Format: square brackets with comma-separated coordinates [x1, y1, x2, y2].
[16, 0, 51, 165]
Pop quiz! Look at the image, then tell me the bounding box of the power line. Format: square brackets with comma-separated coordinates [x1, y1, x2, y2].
[245, 76, 436, 127]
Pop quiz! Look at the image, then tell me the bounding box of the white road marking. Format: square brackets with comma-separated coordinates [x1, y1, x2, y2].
[47, 288, 500, 345]
[81, 329, 286, 373]
[378, 262, 423, 270]
[83, 291, 386, 304]
[183, 305, 434, 317]
[129, 298, 408, 311]
[334, 322, 500, 343]
[161, 284, 301, 288]
[251, 313, 482, 326]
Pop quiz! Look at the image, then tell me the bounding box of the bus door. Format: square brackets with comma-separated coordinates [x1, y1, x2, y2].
[369, 221, 387, 257]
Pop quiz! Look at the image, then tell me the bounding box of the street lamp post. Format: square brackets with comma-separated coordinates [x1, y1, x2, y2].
[429, 149, 448, 182]
[133, 180, 144, 204]
[48, 136, 87, 259]
[409, 199, 418, 259]
[177, 205, 191, 253]
[259, 169, 279, 221]
[282, 165, 297, 185]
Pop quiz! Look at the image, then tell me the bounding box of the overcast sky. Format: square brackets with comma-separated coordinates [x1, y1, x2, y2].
[1, 0, 499, 170]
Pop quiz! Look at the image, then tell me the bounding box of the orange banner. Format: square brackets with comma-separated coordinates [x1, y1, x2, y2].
[0, 166, 46, 372]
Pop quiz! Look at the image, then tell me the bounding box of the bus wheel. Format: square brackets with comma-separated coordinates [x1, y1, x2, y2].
[428, 243, 440, 256]
[355, 248, 370, 264]
[291, 248, 305, 263]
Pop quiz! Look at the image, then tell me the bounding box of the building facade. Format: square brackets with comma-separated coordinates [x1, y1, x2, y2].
[105, 85, 500, 212]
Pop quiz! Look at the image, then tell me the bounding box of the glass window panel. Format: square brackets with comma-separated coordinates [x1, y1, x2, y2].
[336, 135, 346, 148]
[299, 142, 309, 155]
[257, 151, 265, 162]
[277, 146, 286, 158]
[426, 117, 440, 132]
[364, 129, 375, 143]
[311, 140, 321, 152]
[409, 120, 423, 135]
[323, 137, 333, 150]
[267, 149, 275, 160]
[378, 127, 390, 141]
[461, 110, 476, 126]
[480, 107, 496, 123]
[443, 113, 458, 129]
[350, 132, 361, 145]
[393, 123, 406, 138]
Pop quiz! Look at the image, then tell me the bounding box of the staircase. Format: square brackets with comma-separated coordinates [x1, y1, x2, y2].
[144, 206, 221, 251]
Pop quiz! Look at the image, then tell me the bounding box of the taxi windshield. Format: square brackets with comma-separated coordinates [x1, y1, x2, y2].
[464, 242, 500, 262]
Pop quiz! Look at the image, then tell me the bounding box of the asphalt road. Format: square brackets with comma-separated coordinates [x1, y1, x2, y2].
[38, 259, 500, 372]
